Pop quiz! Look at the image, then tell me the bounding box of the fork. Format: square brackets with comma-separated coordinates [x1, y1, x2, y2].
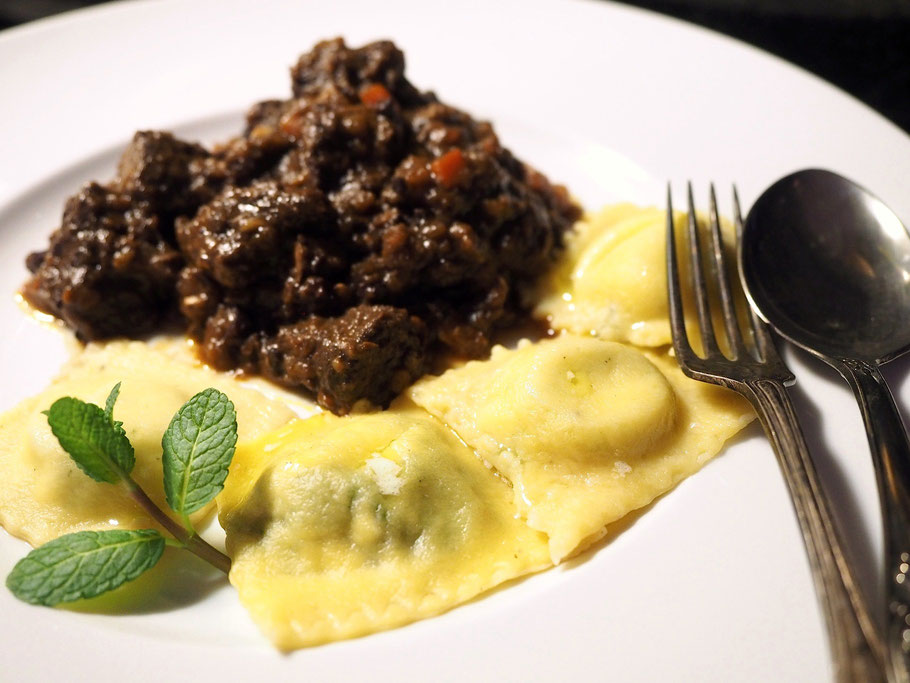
[666, 184, 884, 682]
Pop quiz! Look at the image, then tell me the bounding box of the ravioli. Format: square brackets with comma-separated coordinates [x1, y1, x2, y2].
[535, 205, 735, 348]
[408, 334, 754, 562]
[0, 339, 297, 546]
[219, 409, 551, 650]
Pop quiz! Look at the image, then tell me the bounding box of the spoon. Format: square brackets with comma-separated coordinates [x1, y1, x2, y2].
[740, 168, 910, 683]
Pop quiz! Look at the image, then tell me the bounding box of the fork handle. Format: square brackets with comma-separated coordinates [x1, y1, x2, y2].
[746, 378, 885, 683]
[838, 359, 910, 683]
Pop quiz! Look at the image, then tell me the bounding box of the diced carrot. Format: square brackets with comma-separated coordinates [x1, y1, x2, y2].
[431, 148, 465, 188]
[359, 83, 391, 106]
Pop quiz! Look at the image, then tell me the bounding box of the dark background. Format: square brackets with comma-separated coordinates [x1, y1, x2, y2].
[1, 0, 909, 134]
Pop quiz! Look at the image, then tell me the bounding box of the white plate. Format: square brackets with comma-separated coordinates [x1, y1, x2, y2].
[1, 0, 909, 680]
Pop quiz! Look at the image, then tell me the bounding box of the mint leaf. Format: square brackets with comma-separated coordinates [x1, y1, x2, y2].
[103, 382, 128, 442]
[162, 388, 237, 517]
[45, 396, 136, 483]
[6, 529, 164, 606]
[103, 382, 121, 422]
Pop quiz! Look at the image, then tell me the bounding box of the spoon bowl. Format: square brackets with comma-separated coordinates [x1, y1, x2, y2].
[741, 168, 910, 683]
[742, 168, 910, 364]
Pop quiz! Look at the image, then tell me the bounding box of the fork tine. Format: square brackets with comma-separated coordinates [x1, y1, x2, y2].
[707, 184, 746, 359]
[733, 186, 775, 362]
[686, 182, 721, 356]
[666, 184, 695, 363]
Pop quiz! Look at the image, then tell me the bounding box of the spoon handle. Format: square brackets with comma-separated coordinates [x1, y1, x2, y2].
[840, 359, 910, 683]
[747, 378, 885, 682]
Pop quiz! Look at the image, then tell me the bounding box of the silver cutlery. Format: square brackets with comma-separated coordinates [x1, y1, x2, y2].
[667, 183, 883, 682]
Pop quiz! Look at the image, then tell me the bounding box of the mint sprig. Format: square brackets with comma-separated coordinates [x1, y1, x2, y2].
[6, 529, 165, 606]
[6, 383, 237, 607]
[163, 388, 237, 521]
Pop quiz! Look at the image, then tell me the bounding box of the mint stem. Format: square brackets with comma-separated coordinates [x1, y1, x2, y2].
[125, 479, 231, 574]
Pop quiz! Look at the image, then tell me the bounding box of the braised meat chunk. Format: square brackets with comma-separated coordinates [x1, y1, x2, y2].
[23, 38, 580, 413]
[115, 131, 217, 224]
[23, 183, 181, 340]
[258, 305, 428, 414]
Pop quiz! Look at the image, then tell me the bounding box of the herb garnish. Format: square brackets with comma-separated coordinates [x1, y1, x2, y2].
[163, 388, 238, 525]
[6, 384, 237, 606]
